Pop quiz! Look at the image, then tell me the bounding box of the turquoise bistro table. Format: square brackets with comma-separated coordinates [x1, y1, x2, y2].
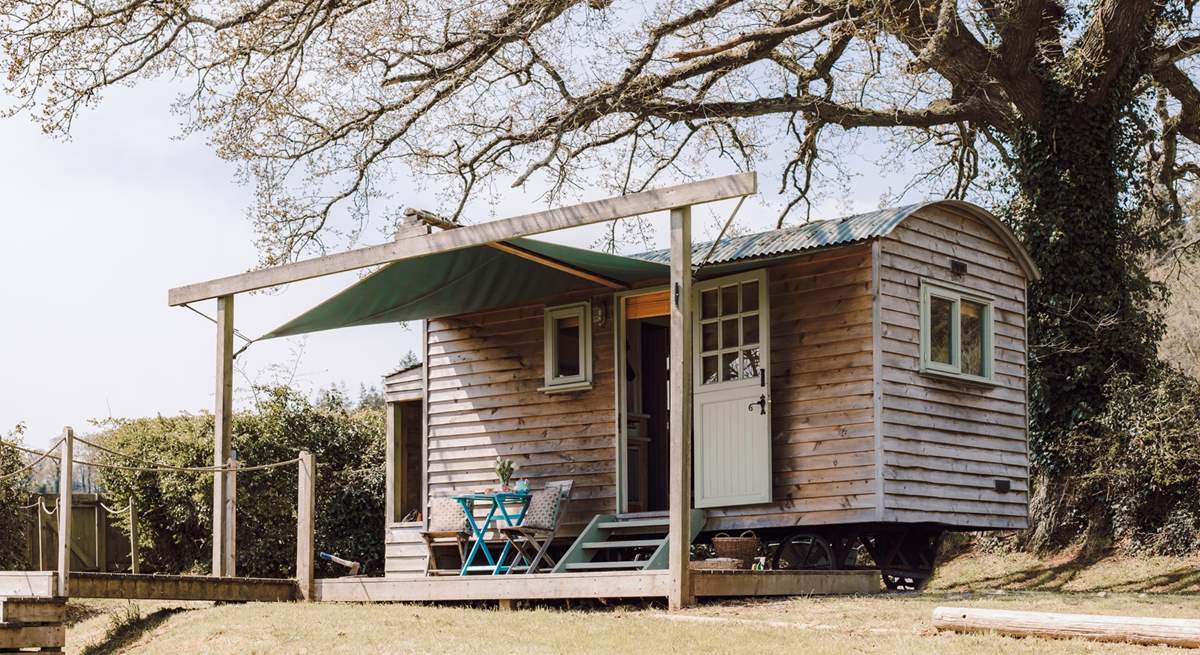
[452, 491, 531, 575]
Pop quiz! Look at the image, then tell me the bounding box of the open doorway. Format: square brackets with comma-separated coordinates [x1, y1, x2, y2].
[619, 290, 671, 513]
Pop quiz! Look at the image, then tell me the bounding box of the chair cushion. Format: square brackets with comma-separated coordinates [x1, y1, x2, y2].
[427, 496, 469, 532]
[521, 488, 561, 531]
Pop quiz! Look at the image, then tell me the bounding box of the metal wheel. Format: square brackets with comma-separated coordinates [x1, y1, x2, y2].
[772, 532, 835, 570]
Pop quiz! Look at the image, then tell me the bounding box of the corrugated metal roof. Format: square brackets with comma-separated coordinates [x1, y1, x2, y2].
[634, 204, 925, 266]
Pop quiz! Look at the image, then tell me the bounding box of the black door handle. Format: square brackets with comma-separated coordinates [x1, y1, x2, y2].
[747, 395, 766, 415]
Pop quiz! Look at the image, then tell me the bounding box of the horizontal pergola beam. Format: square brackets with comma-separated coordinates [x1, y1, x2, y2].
[168, 172, 757, 306]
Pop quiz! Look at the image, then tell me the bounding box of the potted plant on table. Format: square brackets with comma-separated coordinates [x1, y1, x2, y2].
[495, 457, 516, 491]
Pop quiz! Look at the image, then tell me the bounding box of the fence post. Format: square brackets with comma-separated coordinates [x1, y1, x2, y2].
[296, 451, 316, 601]
[57, 427, 74, 597]
[37, 499, 49, 571]
[129, 497, 140, 575]
[226, 453, 238, 577]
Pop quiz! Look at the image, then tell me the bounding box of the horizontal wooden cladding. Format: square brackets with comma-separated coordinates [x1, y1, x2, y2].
[425, 288, 618, 537]
[625, 290, 669, 319]
[718, 246, 878, 531]
[877, 208, 1029, 530]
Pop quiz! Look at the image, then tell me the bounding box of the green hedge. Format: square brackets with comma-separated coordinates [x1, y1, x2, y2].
[95, 386, 385, 578]
[0, 429, 29, 569]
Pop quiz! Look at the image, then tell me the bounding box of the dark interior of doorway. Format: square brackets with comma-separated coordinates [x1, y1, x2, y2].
[626, 318, 669, 513]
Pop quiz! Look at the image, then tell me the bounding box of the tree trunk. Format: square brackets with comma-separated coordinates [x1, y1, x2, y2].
[1016, 85, 1164, 548]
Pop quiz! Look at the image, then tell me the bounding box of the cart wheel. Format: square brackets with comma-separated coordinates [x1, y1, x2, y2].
[772, 532, 835, 570]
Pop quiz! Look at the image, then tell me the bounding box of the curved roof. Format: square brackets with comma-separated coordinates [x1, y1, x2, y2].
[634, 199, 1040, 280]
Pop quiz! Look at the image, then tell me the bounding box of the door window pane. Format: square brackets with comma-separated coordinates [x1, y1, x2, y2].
[721, 352, 739, 382]
[720, 285, 739, 316]
[555, 315, 581, 377]
[701, 290, 718, 320]
[701, 322, 718, 352]
[742, 348, 760, 378]
[721, 318, 739, 349]
[742, 315, 759, 346]
[929, 296, 953, 365]
[702, 356, 718, 385]
[741, 281, 759, 312]
[961, 300, 986, 377]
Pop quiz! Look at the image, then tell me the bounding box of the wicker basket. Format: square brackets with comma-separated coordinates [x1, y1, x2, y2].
[689, 557, 745, 571]
[711, 531, 760, 567]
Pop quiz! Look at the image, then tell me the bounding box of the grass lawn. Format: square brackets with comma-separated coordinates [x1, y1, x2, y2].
[61, 552, 1200, 654]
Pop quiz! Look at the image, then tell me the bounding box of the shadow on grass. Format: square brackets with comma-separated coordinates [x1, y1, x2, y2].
[80, 603, 192, 655]
[935, 549, 1200, 594]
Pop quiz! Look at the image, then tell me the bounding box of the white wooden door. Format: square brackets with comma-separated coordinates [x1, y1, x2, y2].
[692, 270, 772, 508]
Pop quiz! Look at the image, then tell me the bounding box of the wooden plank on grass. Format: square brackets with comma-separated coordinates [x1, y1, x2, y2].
[933, 607, 1200, 648]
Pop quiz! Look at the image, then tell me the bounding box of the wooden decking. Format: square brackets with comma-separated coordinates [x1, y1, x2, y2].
[2, 568, 879, 605]
[315, 569, 881, 603]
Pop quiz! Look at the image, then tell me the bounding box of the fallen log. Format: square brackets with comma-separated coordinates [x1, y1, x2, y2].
[933, 606, 1200, 648]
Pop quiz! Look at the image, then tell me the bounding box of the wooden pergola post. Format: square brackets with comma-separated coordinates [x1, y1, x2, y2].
[667, 206, 694, 610]
[296, 451, 316, 601]
[57, 426, 74, 598]
[129, 497, 140, 575]
[212, 294, 236, 578]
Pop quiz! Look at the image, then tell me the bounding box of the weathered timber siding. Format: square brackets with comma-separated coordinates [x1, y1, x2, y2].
[705, 244, 879, 531]
[877, 206, 1030, 529]
[385, 524, 426, 577]
[384, 367, 423, 402]
[424, 289, 616, 537]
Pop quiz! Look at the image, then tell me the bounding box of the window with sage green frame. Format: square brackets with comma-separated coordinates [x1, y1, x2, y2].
[919, 280, 994, 383]
[541, 301, 592, 393]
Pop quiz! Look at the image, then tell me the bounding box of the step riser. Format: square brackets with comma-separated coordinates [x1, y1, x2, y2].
[0, 599, 66, 625]
[0, 623, 65, 651]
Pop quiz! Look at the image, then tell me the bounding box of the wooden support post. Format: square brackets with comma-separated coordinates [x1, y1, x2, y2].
[128, 497, 140, 575]
[212, 294, 235, 578]
[667, 206, 693, 611]
[385, 402, 398, 525]
[57, 427, 73, 598]
[95, 499, 107, 573]
[226, 454, 238, 577]
[296, 451, 316, 601]
[37, 500, 49, 571]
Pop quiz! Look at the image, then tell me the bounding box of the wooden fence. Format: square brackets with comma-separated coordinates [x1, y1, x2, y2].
[23, 493, 137, 574]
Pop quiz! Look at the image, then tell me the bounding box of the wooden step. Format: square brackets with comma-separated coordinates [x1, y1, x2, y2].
[582, 539, 663, 549]
[597, 518, 669, 531]
[0, 622, 65, 651]
[0, 598, 65, 625]
[563, 561, 647, 571]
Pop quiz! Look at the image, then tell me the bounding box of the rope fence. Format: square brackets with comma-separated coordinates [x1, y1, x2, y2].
[0, 434, 301, 478]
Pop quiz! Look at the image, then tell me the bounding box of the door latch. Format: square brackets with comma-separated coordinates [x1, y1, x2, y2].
[748, 394, 767, 415]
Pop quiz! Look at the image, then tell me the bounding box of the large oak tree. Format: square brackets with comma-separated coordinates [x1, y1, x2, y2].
[3, 0, 1198, 545]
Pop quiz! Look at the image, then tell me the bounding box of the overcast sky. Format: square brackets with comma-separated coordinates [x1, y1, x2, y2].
[1, 79, 907, 449]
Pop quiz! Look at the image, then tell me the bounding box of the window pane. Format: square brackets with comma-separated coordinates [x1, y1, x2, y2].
[721, 318, 739, 349]
[555, 315, 580, 377]
[961, 300, 986, 377]
[720, 285, 739, 316]
[721, 352, 739, 382]
[742, 348, 760, 379]
[701, 290, 718, 319]
[742, 315, 759, 346]
[741, 281, 759, 312]
[702, 356, 718, 385]
[929, 296, 953, 365]
[701, 322, 718, 352]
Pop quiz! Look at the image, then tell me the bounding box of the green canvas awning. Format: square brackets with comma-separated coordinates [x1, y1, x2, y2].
[263, 238, 667, 339]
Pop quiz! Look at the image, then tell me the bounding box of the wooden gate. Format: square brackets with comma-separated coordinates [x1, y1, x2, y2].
[24, 494, 136, 573]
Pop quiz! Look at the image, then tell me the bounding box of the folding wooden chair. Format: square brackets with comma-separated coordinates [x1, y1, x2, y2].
[500, 479, 573, 574]
[420, 496, 470, 576]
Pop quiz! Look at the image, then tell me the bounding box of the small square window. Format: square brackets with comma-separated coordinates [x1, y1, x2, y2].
[541, 302, 592, 393]
[920, 280, 994, 383]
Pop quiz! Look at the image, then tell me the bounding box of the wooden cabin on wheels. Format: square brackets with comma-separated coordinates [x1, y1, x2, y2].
[168, 171, 1038, 606]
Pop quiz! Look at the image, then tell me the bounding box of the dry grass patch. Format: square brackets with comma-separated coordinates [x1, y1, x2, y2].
[931, 550, 1200, 594]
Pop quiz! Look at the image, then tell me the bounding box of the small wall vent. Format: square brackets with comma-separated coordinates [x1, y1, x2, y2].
[950, 259, 968, 276]
[993, 479, 1011, 493]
